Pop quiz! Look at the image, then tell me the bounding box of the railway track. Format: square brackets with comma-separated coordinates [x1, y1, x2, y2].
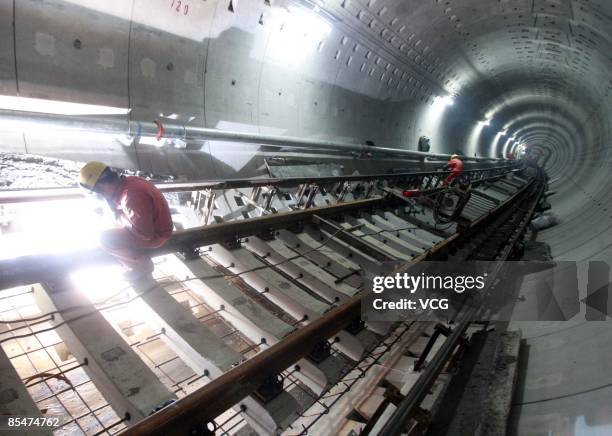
[0, 162, 545, 435]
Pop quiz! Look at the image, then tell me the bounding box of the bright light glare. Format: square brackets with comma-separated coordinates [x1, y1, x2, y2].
[0, 95, 129, 116]
[433, 95, 454, 109]
[499, 130, 508, 136]
[479, 118, 491, 127]
[267, 6, 331, 67]
[430, 95, 455, 117]
[71, 265, 129, 303]
[0, 199, 112, 260]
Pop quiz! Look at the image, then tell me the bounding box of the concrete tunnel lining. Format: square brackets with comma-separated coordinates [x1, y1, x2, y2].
[0, 0, 611, 434]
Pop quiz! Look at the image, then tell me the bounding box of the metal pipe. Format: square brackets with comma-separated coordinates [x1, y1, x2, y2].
[0, 165, 519, 204]
[0, 109, 500, 162]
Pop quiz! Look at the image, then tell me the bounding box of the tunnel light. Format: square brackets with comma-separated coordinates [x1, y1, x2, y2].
[479, 118, 491, 127]
[268, 5, 332, 66]
[0, 95, 129, 116]
[433, 95, 454, 107]
[499, 129, 508, 136]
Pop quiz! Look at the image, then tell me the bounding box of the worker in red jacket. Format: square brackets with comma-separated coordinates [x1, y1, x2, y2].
[402, 154, 465, 198]
[79, 162, 173, 276]
[444, 154, 464, 186]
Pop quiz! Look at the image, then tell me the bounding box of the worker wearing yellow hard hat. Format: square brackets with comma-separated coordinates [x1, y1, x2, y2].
[79, 161, 109, 192]
[79, 162, 173, 279]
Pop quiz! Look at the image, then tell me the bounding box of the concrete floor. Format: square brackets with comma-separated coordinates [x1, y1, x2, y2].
[509, 271, 612, 436]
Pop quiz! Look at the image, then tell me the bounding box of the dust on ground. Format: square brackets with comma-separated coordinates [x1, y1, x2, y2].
[0, 153, 175, 189]
[0, 153, 83, 189]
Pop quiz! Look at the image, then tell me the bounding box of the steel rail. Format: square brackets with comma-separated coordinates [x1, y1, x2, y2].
[377, 172, 545, 435]
[0, 165, 518, 205]
[0, 164, 532, 435]
[0, 109, 500, 162]
[0, 197, 387, 289]
[114, 175, 538, 435]
[0, 161, 521, 288]
[118, 294, 362, 436]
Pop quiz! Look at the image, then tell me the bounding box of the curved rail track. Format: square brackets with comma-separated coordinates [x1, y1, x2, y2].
[0, 162, 545, 435]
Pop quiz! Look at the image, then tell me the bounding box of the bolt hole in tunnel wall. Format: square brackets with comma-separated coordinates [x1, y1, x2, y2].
[0, 0, 611, 435]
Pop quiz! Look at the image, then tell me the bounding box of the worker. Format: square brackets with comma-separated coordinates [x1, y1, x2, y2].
[79, 162, 173, 277]
[443, 154, 464, 186]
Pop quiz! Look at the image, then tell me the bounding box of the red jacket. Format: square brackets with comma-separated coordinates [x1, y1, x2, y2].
[110, 176, 173, 244]
[447, 158, 464, 174]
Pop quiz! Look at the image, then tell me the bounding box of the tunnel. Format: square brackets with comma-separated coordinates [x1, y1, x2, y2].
[0, 1, 610, 435]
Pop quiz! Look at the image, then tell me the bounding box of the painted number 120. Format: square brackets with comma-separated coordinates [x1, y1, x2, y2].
[170, 0, 189, 15]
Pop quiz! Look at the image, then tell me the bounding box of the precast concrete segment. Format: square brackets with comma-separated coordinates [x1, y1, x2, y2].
[205, 245, 366, 362]
[265, 238, 359, 297]
[0, 347, 45, 420]
[369, 214, 433, 251]
[471, 189, 503, 204]
[302, 226, 384, 274]
[340, 218, 420, 259]
[328, 220, 413, 262]
[473, 186, 509, 203]
[383, 212, 447, 244]
[206, 245, 329, 317]
[243, 236, 348, 304]
[128, 276, 243, 374]
[128, 276, 282, 436]
[169, 255, 295, 341]
[282, 231, 364, 282]
[347, 216, 423, 256]
[33, 282, 176, 422]
[169, 255, 329, 395]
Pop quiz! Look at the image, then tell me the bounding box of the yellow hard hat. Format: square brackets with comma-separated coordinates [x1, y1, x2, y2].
[450, 154, 459, 159]
[79, 161, 108, 191]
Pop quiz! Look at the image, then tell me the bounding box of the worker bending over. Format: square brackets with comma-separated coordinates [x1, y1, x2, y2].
[444, 154, 464, 186]
[79, 162, 173, 276]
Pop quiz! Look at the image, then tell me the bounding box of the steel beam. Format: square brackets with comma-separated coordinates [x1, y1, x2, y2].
[0, 166, 518, 205]
[0, 198, 387, 289]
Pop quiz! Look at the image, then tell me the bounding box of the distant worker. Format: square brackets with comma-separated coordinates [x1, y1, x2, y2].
[79, 162, 173, 277]
[361, 140, 376, 158]
[443, 154, 464, 186]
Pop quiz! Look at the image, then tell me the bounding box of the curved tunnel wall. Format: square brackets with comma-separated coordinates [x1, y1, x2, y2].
[1, 1, 612, 434]
[0, 0, 457, 174]
[0, 0, 610, 257]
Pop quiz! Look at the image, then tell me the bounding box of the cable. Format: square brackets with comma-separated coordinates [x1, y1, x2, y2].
[0, 225, 356, 344]
[0, 218, 441, 341]
[355, 225, 419, 238]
